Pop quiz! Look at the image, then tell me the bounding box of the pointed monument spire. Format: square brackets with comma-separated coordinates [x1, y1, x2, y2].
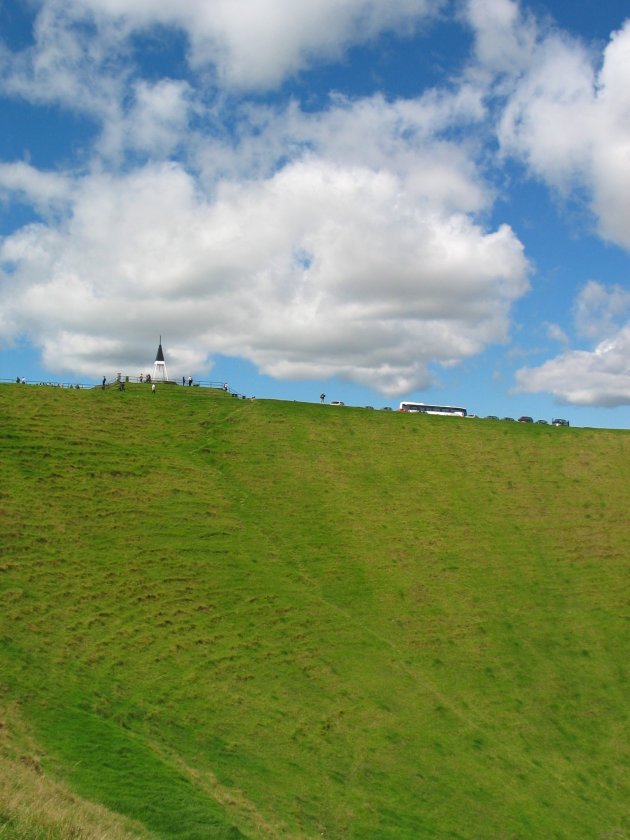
[152, 336, 169, 381]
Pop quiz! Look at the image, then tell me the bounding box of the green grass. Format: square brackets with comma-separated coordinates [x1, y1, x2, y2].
[1, 383, 629, 838]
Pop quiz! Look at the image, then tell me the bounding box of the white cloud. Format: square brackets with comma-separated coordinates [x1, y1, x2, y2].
[589, 23, 630, 250]
[484, 9, 630, 251]
[192, 88, 489, 209]
[0, 1, 128, 116]
[0, 0, 453, 171]
[0, 0, 531, 395]
[516, 281, 630, 406]
[0, 4, 197, 164]
[515, 325, 630, 406]
[180, 0, 442, 88]
[545, 323, 569, 345]
[574, 280, 630, 340]
[0, 156, 529, 392]
[98, 79, 195, 160]
[0, 162, 72, 214]
[459, 3, 630, 408]
[298, 89, 488, 212]
[33, 1, 630, 399]
[497, 33, 595, 187]
[465, 0, 538, 76]
[5, 0, 445, 96]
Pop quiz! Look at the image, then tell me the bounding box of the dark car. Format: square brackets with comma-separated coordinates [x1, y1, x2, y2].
[502, 417, 515, 421]
[518, 416, 533, 423]
[536, 419, 549, 424]
[552, 418, 570, 427]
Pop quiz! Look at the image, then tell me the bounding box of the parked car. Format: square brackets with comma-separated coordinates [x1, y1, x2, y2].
[330, 400, 345, 406]
[552, 418, 570, 426]
[536, 419, 549, 424]
[485, 415, 499, 420]
[502, 417, 515, 421]
[518, 416, 533, 423]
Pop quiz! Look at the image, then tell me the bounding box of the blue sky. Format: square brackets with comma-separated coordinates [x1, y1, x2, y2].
[1, 0, 629, 427]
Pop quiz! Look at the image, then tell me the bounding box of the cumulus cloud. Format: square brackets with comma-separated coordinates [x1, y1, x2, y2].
[0, 155, 529, 393]
[192, 88, 489, 210]
[545, 323, 569, 345]
[515, 326, 630, 406]
[177, 0, 443, 88]
[465, 0, 538, 76]
[482, 6, 630, 251]
[497, 33, 595, 186]
[462, 1, 630, 408]
[588, 24, 630, 250]
[2, 0, 445, 97]
[1, 3, 532, 399]
[574, 280, 630, 340]
[0, 0, 450, 162]
[0, 162, 72, 215]
[98, 79, 196, 160]
[0, 1, 128, 116]
[16, 0, 630, 404]
[516, 281, 630, 406]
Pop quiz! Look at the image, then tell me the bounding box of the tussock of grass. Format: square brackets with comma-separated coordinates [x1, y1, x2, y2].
[1, 383, 629, 838]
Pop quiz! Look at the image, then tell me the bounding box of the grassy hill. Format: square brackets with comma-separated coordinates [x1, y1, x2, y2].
[0, 382, 628, 839]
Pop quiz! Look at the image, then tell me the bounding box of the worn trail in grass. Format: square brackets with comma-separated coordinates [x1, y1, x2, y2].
[1, 383, 629, 838]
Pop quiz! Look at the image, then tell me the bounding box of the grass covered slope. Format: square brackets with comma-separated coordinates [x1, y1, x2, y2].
[1, 383, 629, 839]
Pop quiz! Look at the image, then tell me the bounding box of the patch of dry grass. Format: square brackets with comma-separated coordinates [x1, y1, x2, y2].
[0, 702, 154, 839]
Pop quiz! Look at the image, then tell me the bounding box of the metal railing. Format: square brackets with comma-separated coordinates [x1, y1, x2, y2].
[1, 377, 248, 398]
[2, 378, 91, 389]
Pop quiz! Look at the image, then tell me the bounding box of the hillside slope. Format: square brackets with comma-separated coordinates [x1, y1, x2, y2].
[1, 383, 629, 838]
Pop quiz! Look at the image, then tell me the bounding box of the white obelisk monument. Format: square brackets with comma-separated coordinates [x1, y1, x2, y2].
[152, 337, 169, 381]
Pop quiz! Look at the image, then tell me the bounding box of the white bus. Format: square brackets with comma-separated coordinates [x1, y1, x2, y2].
[399, 401, 467, 417]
